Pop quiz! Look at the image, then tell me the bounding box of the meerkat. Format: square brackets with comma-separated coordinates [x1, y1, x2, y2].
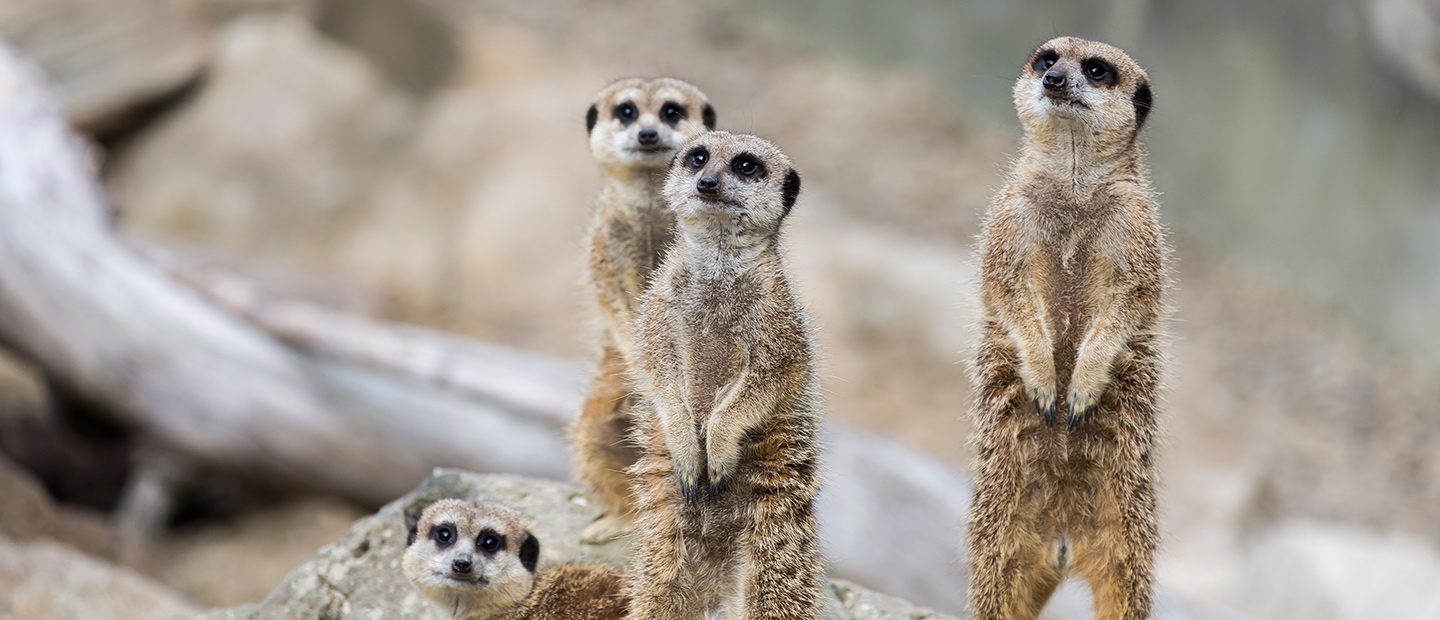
[622, 131, 822, 620]
[403, 499, 629, 620]
[965, 37, 1168, 620]
[573, 77, 717, 544]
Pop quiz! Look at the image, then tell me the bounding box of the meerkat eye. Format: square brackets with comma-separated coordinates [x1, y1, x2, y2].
[1033, 50, 1058, 72]
[614, 102, 637, 124]
[1082, 59, 1117, 86]
[730, 154, 765, 179]
[685, 147, 708, 170]
[432, 524, 455, 547]
[661, 102, 686, 125]
[479, 532, 503, 553]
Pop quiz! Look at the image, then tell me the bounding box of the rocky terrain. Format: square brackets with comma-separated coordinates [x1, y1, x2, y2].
[1, 0, 1439, 618]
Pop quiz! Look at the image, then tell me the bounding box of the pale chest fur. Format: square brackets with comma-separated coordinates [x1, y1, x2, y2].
[592, 175, 676, 298]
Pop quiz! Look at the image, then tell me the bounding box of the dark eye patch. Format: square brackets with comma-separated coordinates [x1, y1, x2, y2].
[730, 153, 766, 180]
[613, 101, 638, 125]
[661, 101, 687, 126]
[1081, 58, 1117, 86]
[585, 104, 597, 134]
[1032, 49, 1058, 73]
[685, 146, 709, 170]
[431, 523, 456, 548]
[478, 529, 505, 554]
[702, 103, 716, 129]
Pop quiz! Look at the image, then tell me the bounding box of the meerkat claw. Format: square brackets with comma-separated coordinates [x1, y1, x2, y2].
[678, 474, 699, 505]
[1036, 398, 1056, 427]
[707, 476, 726, 501]
[1066, 406, 1090, 432]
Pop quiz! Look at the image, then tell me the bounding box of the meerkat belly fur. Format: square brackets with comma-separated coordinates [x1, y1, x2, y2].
[574, 78, 716, 544]
[403, 499, 628, 620]
[623, 131, 821, 620]
[965, 37, 1170, 620]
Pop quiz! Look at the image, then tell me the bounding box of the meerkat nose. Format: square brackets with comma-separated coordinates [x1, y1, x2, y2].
[1043, 70, 1067, 90]
[637, 129, 659, 145]
[452, 556, 473, 574]
[696, 176, 720, 194]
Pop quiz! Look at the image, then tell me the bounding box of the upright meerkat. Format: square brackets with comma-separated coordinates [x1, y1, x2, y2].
[403, 499, 628, 620]
[966, 37, 1168, 620]
[623, 131, 821, 620]
[573, 77, 716, 544]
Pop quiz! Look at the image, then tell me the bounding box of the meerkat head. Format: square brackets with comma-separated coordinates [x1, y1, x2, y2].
[1014, 37, 1152, 143]
[587, 77, 716, 173]
[402, 499, 541, 619]
[663, 131, 801, 240]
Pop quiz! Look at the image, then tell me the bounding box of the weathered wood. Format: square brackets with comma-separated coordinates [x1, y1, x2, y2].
[0, 45, 569, 505]
[0, 42, 973, 609]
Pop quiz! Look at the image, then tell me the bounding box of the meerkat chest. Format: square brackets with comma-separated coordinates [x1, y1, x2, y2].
[676, 276, 759, 416]
[1030, 216, 1110, 362]
[603, 203, 676, 281]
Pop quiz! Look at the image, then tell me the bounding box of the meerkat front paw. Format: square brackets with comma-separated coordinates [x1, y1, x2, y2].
[1018, 353, 1059, 426]
[705, 449, 738, 501]
[672, 447, 704, 505]
[1065, 378, 1104, 432]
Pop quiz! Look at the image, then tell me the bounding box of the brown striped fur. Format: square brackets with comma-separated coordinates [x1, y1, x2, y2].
[965, 37, 1170, 620]
[574, 78, 716, 544]
[623, 132, 822, 620]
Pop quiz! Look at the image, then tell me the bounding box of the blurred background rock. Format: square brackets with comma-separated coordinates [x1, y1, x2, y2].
[1, 0, 1438, 618]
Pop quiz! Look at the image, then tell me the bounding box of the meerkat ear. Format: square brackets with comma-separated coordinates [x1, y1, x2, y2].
[586, 104, 598, 134]
[781, 168, 801, 218]
[518, 533, 540, 573]
[1133, 81, 1152, 130]
[406, 524, 418, 547]
[702, 103, 716, 130]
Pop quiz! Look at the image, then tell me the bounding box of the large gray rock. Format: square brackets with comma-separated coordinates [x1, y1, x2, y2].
[0, 535, 196, 620]
[190, 470, 954, 620]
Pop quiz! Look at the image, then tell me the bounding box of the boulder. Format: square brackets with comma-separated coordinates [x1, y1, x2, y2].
[1232, 520, 1440, 620]
[0, 0, 208, 133]
[0, 535, 196, 620]
[188, 469, 955, 620]
[0, 454, 115, 561]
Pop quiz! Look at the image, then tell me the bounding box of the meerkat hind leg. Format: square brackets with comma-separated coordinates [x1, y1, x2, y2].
[574, 347, 641, 543]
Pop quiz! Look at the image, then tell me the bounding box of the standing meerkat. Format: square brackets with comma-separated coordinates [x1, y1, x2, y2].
[573, 77, 716, 544]
[402, 499, 628, 620]
[965, 37, 1168, 620]
[623, 131, 821, 620]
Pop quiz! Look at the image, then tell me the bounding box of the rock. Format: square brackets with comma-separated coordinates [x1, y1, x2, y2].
[314, 0, 459, 95]
[188, 469, 956, 620]
[0, 454, 116, 561]
[1232, 520, 1440, 620]
[154, 498, 366, 608]
[106, 13, 413, 266]
[0, 535, 197, 620]
[0, 0, 209, 132]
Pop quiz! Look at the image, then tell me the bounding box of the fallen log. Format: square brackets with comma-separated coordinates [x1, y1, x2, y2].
[0, 42, 972, 611]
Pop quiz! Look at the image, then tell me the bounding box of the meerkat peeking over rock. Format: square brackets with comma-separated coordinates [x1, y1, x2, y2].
[403, 499, 627, 620]
[622, 131, 823, 620]
[573, 77, 716, 545]
[966, 37, 1170, 620]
